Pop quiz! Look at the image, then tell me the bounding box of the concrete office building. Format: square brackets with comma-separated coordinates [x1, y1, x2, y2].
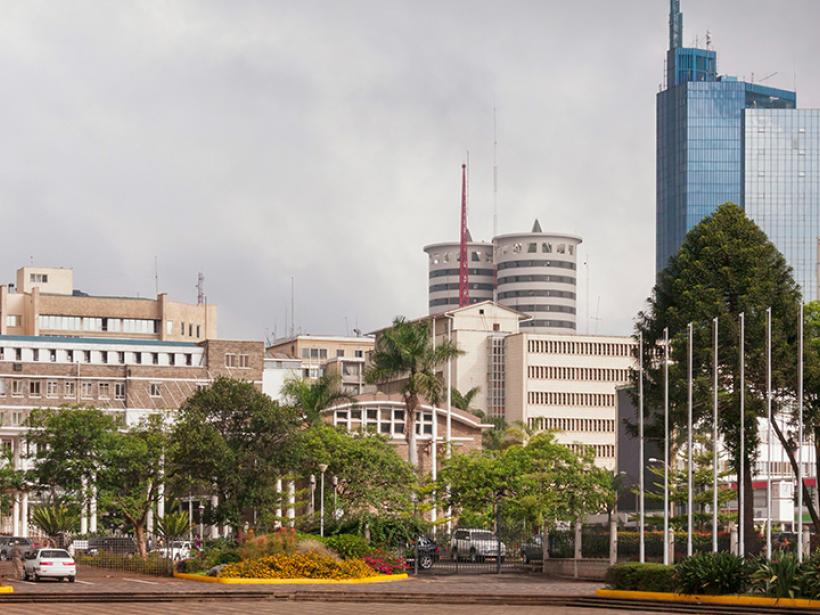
[424, 221, 581, 334]
[0, 266, 262, 537]
[424, 239, 495, 314]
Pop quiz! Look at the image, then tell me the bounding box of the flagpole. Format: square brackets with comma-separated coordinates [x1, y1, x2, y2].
[798, 302, 804, 563]
[766, 307, 772, 559]
[663, 327, 670, 565]
[687, 322, 693, 557]
[639, 330, 645, 564]
[739, 312, 745, 558]
[713, 317, 719, 552]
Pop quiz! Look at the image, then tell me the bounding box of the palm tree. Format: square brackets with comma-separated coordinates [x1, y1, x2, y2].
[366, 316, 461, 467]
[31, 502, 79, 548]
[281, 374, 354, 425]
[450, 386, 481, 414]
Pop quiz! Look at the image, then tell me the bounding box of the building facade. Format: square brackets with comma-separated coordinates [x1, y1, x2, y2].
[424, 221, 581, 334]
[656, 1, 818, 301]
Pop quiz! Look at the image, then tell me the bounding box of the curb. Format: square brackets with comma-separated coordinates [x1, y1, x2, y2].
[173, 571, 410, 585]
[597, 588, 820, 609]
[0, 586, 12, 594]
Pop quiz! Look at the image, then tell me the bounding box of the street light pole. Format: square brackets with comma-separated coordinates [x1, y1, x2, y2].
[198, 503, 205, 543]
[332, 475, 338, 521]
[663, 327, 670, 565]
[639, 331, 645, 564]
[687, 322, 693, 558]
[319, 464, 328, 538]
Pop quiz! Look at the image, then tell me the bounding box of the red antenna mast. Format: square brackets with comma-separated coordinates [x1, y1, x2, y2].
[458, 163, 470, 307]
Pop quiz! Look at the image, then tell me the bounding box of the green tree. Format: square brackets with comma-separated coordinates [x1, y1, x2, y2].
[281, 374, 353, 425]
[451, 386, 481, 414]
[97, 415, 167, 557]
[366, 316, 461, 467]
[169, 377, 300, 531]
[0, 449, 27, 528]
[295, 424, 415, 523]
[635, 202, 802, 554]
[31, 502, 79, 548]
[156, 511, 191, 544]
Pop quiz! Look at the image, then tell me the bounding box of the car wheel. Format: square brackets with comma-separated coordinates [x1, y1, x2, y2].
[420, 555, 433, 569]
[69, 576, 76, 583]
[34, 574, 41, 582]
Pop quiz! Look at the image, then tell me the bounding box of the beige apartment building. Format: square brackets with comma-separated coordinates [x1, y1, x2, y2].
[0, 266, 262, 537]
[1, 266, 216, 342]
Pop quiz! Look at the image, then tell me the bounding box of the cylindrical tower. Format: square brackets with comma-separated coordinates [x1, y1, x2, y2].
[424, 241, 495, 314]
[492, 220, 581, 333]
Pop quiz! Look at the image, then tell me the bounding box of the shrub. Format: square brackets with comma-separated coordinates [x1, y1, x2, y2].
[749, 553, 803, 599]
[675, 552, 748, 595]
[323, 534, 372, 559]
[798, 551, 820, 599]
[362, 549, 406, 575]
[605, 562, 676, 592]
[219, 551, 375, 579]
[238, 528, 298, 561]
[296, 538, 338, 559]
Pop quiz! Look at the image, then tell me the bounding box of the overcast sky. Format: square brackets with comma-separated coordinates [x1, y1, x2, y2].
[2, 0, 818, 341]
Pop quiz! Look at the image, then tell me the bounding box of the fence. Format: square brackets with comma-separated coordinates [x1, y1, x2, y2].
[72, 536, 180, 577]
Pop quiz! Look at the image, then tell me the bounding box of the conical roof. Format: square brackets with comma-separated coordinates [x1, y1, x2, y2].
[531, 219, 543, 233]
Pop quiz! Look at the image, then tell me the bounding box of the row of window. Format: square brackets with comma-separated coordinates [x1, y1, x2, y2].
[499, 242, 575, 256]
[528, 416, 616, 433]
[527, 365, 631, 383]
[38, 315, 160, 334]
[300, 348, 365, 360]
[565, 443, 615, 459]
[429, 250, 493, 265]
[224, 353, 250, 368]
[333, 407, 434, 436]
[429, 268, 495, 279]
[527, 391, 616, 407]
[527, 339, 635, 357]
[429, 282, 495, 293]
[0, 378, 163, 400]
[496, 260, 576, 271]
[496, 274, 576, 286]
[0, 346, 197, 367]
[520, 320, 575, 330]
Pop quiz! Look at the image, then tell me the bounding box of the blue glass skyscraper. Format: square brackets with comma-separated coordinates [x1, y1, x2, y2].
[655, 1, 818, 298]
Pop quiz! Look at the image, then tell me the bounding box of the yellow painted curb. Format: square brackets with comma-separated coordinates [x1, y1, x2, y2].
[597, 589, 820, 609]
[174, 571, 410, 585]
[0, 586, 13, 594]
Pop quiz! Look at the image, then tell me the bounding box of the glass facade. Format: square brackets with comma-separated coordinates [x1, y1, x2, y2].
[655, 3, 798, 274]
[744, 110, 820, 301]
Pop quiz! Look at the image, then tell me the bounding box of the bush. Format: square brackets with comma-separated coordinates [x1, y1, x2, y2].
[219, 551, 375, 579]
[362, 549, 406, 575]
[749, 553, 804, 599]
[675, 552, 748, 595]
[238, 528, 298, 560]
[605, 562, 676, 592]
[323, 534, 372, 559]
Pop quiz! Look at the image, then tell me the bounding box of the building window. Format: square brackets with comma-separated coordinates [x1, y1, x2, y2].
[46, 380, 58, 398]
[149, 383, 161, 398]
[83, 350, 91, 363]
[6, 315, 21, 327]
[336, 349, 345, 358]
[11, 380, 23, 397]
[118, 352, 125, 364]
[354, 350, 364, 358]
[169, 353, 176, 366]
[64, 381, 76, 398]
[188, 324, 193, 337]
[14, 348, 22, 361]
[196, 325, 201, 338]
[99, 383, 110, 399]
[238, 354, 249, 368]
[100, 351, 108, 364]
[180, 322, 185, 336]
[66, 349, 74, 362]
[0, 378, 5, 396]
[49, 349, 57, 362]
[115, 383, 125, 400]
[166, 320, 173, 335]
[81, 382, 94, 399]
[32, 349, 39, 362]
[135, 352, 142, 365]
[225, 354, 237, 368]
[29, 381, 41, 397]
[185, 353, 193, 366]
[152, 353, 159, 365]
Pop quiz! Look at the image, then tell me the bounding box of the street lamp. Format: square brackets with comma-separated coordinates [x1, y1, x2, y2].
[318, 464, 328, 537]
[332, 475, 338, 519]
[198, 502, 205, 543]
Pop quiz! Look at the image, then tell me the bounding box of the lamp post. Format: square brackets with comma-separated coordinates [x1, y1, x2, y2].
[198, 502, 205, 543]
[739, 312, 745, 558]
[687, 322, 693, 557]
[318, 464, 328, 537]
[798, 302, 804, 563]
[663, 327, 670, 565]
[639, 331, 645, 563]
[766, 307, 772, 559]
[712, 317, 719, 553]
[332, 475, 338, 519]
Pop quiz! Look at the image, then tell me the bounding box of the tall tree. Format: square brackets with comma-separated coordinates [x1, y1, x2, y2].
[281, 374, 353, 425]
[634, 202, 801, 555]
[366, 316, 461, 467]
[169, 377, 300, 531]
[451, 386, 481, 413]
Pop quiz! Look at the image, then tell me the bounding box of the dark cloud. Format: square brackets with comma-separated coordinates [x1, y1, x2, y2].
[1, 0, 817, 339]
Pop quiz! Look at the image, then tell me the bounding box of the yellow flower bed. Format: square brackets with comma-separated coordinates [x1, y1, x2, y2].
[218, 551, 377, 580]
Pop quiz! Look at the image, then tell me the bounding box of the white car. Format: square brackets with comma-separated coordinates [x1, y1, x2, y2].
[451, 528, 507, 563]
[155, 540, 192, 560]
[23, 548, 76, 582]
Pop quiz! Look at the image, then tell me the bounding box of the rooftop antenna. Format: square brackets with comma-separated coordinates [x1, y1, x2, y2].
[154, 256, 159, 296]
[584, 256, 590, 334]
[669, 0, 682, 50]
[493, 106, 498, 238]
[759, 72, 778, 84]
[458, 162, 470, 308]
[290, 276, 295, 337]
[591, 296, 602, 335]
[196, 272, 205, 305]
[705, 30, 712, 50]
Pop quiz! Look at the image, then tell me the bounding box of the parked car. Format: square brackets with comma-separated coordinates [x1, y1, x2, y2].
[520, 535, 544, 565]
[87, 536, 137, 556]
[23, 548, 76, 582]
[451, 528, 507, 563]
[154, 540, 192, 560]
[0, 537, 33, 560]
[405, 536, 439, 570]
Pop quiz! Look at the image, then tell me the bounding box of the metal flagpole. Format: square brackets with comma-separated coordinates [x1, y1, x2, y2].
[739, 312, 745, 558]
[713, 317, 719, 553]
[766, 307, 772, 559]
[798, 302, 804, 563]
[639, 331, 645, 563]
[431, 317, 438, 531]
[687, 322, 694, 557]
[663, 327, 670, 565]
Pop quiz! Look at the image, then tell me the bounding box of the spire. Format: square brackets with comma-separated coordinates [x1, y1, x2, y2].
[669, 0, 683, 49]
[466, 228, 473, 242]
[531, 219, 543, 233]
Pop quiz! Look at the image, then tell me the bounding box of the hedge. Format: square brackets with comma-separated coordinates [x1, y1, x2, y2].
[605, 562, 676, 592]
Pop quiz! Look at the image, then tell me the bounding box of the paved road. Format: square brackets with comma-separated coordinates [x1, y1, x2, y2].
[0, 601, 654, 615]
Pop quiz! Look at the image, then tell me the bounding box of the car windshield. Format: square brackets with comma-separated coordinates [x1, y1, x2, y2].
[472, 532, 495, 541]
[41, 550, 71, 559]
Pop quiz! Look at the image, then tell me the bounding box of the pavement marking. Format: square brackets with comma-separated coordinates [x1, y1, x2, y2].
[123, 577, 160, 585]
[74, 579, 94, 585]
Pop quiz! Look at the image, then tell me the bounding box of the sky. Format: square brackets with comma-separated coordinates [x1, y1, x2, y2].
[1, 0, 819, 342]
